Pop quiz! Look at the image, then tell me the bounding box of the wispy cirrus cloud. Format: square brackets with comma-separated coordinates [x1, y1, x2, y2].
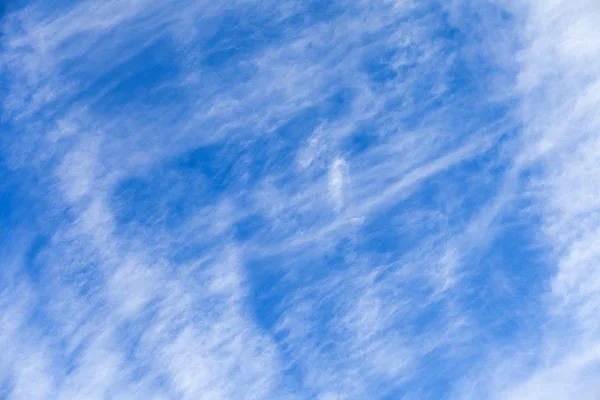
[4, 0, 592, 399]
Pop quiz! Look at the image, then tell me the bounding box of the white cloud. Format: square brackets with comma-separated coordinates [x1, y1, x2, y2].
[328, 156, 347, 212]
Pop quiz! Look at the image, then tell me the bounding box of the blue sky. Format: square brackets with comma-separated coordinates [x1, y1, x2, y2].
[1, 0, 600, 399]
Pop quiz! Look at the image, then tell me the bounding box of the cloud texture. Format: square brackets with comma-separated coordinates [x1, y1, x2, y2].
[1, 0, 599, 399]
